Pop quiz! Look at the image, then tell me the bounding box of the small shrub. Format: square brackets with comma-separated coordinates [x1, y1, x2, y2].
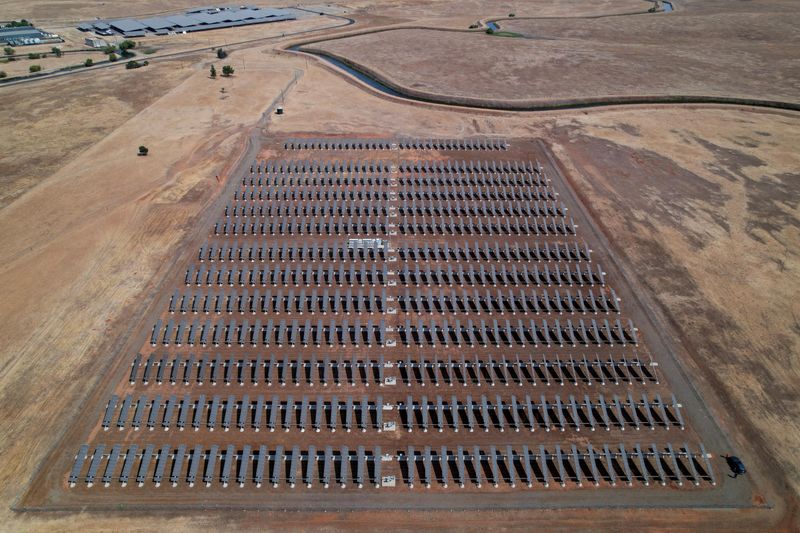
[108, 52, 118, 61]
[216, 48, 227, 59]
[485, 28, 495, 34]
[210, 64, 217, 78]
[222, 64, 234, 77]
[125, 60, 142, 69]
[84, 58, 93, 67]
[0, 71, 6, 78]
[52, 47, 62, 57]
[29, 64, 42, 72]
[138, 145, 149, 156]
[28, 52, 41, 59]
[509, 13, 516, 17]
[4, 46, 14, 56]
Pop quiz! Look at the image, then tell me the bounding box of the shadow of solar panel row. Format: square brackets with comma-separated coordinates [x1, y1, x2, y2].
[68, 442, 714, 489]
[127, 353, 657, 388]
[98, 391, 684, 433]
[281, 138, 509, 151]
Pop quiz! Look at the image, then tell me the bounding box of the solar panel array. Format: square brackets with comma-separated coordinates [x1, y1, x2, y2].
[64, 139, 715, 504]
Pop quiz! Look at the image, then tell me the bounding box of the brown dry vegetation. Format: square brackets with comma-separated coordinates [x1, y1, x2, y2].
[306, 0, 800, 105]
[548, 109, 800, 499]
[0, 59, 195, 207]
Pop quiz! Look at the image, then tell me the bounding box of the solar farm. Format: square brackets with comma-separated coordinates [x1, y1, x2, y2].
[3, 0, 799, 529]
[21, 137, 740, 511]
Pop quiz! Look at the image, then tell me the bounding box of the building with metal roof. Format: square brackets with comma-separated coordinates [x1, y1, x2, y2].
[77, 6, 297, 38]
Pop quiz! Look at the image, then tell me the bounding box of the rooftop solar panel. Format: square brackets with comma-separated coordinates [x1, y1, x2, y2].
[139, 17, 173, 30]
[109, 19, 146, 32]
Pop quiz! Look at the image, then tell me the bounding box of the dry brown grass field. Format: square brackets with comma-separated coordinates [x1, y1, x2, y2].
[0, 0, 798, 530]
[306, 0, 800, 105]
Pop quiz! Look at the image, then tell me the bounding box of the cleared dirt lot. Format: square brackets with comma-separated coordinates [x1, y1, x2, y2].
[304, 0, 800, 106]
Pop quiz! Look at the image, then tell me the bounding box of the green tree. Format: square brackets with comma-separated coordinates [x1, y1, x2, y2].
[84, 58, 93, 67]
[125, 60, 141, 69]
[119, 40, 136, 50]
[102, 45, 116, 54]
[108, 52, 118, 62]
[216, 48, 227, 59]
[5, 19, 31, 28]
[28, 52, 41, 59]
[51, 47, 62, 57]
[138, 145, 149, 156]
[0, 71, 6, 78]
[4, 47, 14, 57]
[210, 64, 217, 78]
[29, 64, 41, 73]
[222, 64, 234, 77]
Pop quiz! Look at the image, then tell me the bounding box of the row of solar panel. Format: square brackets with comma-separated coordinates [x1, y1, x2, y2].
[68, 443, 715, 489]
[129, 353, 657, 388]
[149, 318, 391, 348]
[166, 286, 619, 316]
[99, 392, 683, 433]
[395, 392, 683, 432]
[196, 240, 591, 263]
[147, 315, 637, 348]
[252, 160, 391, 174]
[168, 287, 387, 315]
[393, 317, 638, 347]
[211, 217, 576, 237]
[249, 158, 532, 175]
[397, 263, 607, 287]
[69, 444, 381, 488]
[282, 138, 509, 151]
[397, 443, 714, 488]
[184, 263, 390, 287]
[224, 199, 567, 218]
[183, 263, 606, 289]
[232, 188, 556, 202]
[239, 174, 549, 187]
[101, 393, 385, 432]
